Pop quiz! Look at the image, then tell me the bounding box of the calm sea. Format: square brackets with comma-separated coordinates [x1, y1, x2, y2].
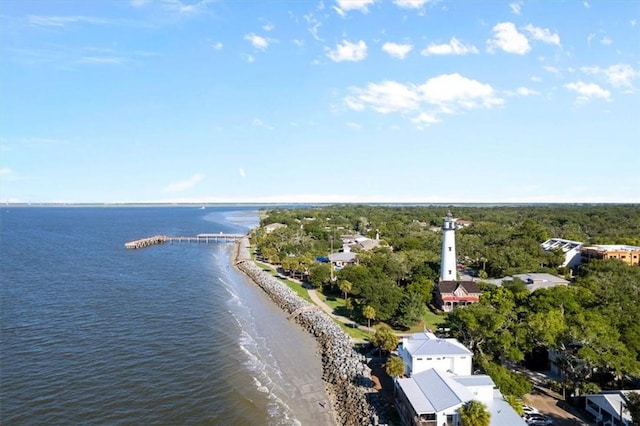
[0, 206, 331, 425]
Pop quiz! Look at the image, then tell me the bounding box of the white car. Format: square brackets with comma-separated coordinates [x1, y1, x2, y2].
[522, 405, 539, 416]
[525, 413, 553, 425]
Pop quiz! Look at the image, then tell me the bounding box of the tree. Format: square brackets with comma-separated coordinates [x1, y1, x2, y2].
[363, 305, 376, 329]
[503, 394, 523, 416]
[308, 263, 331, 288]
[395, 291, 427, 329]
[624, 391, 640, 426]
[459, 400, 491, 426]
[339, 279, 352, 301]
[385, 355, 405, 379]
[372, 324, 398, 356]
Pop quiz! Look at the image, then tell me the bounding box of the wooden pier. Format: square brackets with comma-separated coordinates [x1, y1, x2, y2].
[125, 233, 246, 249]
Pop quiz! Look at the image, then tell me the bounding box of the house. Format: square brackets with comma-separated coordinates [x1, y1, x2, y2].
[263, 222, 286, 233]
[581, 244, 640, 266]
[456, 219, 473, 229]
[541, 238, 583, 269]
[395, 332, 525, 426]
[340, 233, 383, 251]
[585, 390, 639, 426]
[327, 251, 357, 270]
[436, 281, 481, 312]
[395, 369, 526, 426]
[397, 332, 472, 377]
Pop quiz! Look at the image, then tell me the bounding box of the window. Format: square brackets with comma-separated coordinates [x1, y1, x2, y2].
[417, 358, 423, 361]
[448, 270, 452, 275]
[426, 357, 432, 360]
[448, 247, 452, 252]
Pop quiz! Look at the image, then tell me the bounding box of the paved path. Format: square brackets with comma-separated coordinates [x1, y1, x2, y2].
[258, 261, 374, 336]
[307, 288, 374, 334]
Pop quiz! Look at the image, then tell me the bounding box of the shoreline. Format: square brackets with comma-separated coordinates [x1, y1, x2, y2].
[232, 237, 388, 426]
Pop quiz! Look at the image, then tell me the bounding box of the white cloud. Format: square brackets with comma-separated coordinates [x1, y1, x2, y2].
[421, 37, 479, 56]
[601, 37, 612, 45]
[515, 87, 540, 96]
[419, 73, 503, 108]
[327, 40, 367, 62]
[238, 168, 246, 178]
[0, 168, 13, 176]
[165, 174, 204, 192]
[411, 112, 440, 126]
[334, 0, 376, 14]
[487, 22, 530, 55]
[244, 33, 269, 50]
[382, 42, 413, 59]
[582, 64, 638, 89]
[161, 0, 212, 15]
[564, 81, 611, 102]
[344, 73, 503, 125]
[304, 13, 323, 41]
[346, 122, 362, 130]
[27, 15, 108, 27]
[252, 118, 274, 130]
[346, 80, 421, 113]
[393, 0, 432, 8]
[543, 65, 560, 75]
[130, 0, 150, 7]
[262, 23, 274, 31]
[524, 24, 560, 46]
[212, 41, 223, 50]
[77, 56, 125, 64]
[509, 1, 523, 15]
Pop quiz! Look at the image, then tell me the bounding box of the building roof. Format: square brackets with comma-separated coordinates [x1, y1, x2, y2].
[514, 272, 569, 285]
[585, 390, 640, 424]
[438, 281, 481, 295]
[351, 238, 381, 251]
[327, 252, 357, 263]
[401, 332, 472, 357]
[397, 368, 473, 413]
[582, 244, 640, 252]
[486, 389, 528, 426]
[541, 238, 583, 252]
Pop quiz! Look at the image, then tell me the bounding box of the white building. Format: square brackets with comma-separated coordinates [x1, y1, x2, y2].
[440, 212, 458, 282]
[397, 332, 473, 377]
[395, 331, 526, 426]
[395, 368, 526, 426]
[585, 390, 639, 426]
[540, 238, 583, 269]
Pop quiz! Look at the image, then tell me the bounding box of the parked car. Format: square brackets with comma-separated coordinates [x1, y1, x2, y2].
[522, 405, 539, 416]
[525, 413, 553, 425]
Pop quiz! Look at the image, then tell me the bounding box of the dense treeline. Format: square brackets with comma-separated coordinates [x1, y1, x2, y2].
[447, 260, 640, 395]
[251, 204, 640, 394]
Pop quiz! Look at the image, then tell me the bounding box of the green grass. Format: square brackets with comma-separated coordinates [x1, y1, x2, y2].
[253, 260, 313, 303]
[406, 310, 447, 333]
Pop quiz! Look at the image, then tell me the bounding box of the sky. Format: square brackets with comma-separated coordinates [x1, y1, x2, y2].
[1, 0, 639, 204]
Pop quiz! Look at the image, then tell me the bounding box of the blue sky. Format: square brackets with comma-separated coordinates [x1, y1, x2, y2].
[1, 0, 639, 204]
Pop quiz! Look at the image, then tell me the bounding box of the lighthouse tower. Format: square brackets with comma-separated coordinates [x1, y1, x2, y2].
[440, 212, 458, 281]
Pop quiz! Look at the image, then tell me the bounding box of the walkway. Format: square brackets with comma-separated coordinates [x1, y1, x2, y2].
[307, 288, 374, 334]
[258, 261, 374, 336]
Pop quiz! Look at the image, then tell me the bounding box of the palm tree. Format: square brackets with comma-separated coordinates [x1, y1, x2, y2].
[363, 305, 376, 330]
[459, 400, 490, 426]
[339, 280, 352, 302]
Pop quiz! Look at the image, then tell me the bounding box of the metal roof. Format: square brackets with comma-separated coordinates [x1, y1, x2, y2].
[402, 332, 473, 357]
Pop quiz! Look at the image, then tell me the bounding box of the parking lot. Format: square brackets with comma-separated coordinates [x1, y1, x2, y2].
[526, 391, 595, 426]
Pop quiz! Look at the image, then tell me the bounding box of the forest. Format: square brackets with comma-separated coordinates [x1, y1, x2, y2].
[251, 204, 640, 396]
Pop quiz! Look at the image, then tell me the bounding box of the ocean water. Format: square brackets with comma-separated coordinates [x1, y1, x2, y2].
[0, 206, 332, 425]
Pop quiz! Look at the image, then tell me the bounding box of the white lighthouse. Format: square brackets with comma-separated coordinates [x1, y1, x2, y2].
[440, 212, 458, 281]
